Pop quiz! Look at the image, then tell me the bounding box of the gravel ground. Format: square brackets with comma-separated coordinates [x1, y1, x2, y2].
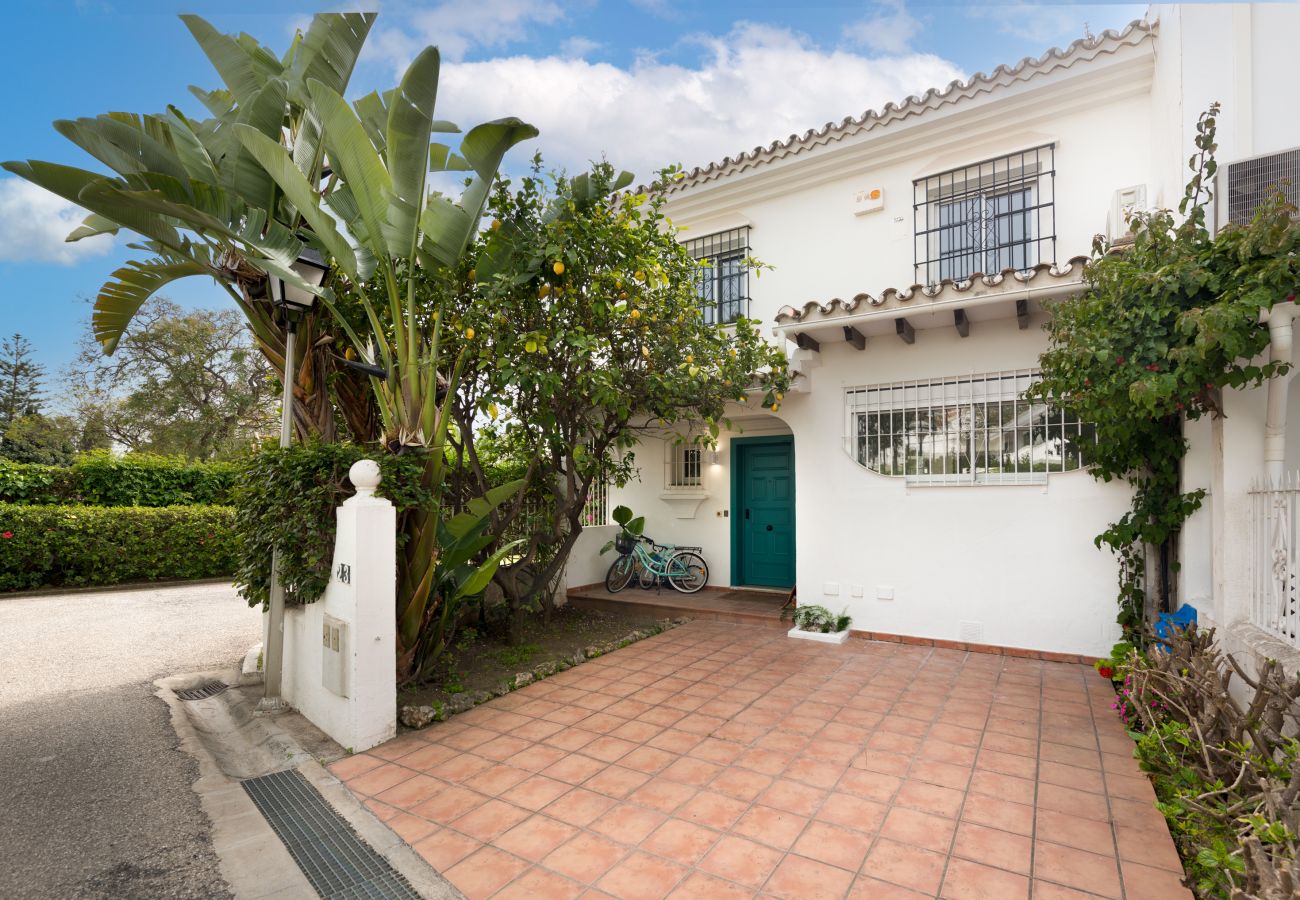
[0, 582, 262, 899]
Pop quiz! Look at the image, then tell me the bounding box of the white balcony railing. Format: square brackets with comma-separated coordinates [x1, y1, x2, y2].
[1249, 473, 1300, 650]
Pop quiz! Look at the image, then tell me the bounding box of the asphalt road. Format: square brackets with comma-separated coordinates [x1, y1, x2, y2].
[0, 582, 262, 899]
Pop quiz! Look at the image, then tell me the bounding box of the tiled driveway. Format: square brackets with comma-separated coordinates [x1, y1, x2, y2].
[330, 622, 1190, 900]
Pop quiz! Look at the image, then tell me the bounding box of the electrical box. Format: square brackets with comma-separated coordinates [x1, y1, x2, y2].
[322, 616, 349, 697]
[877, 586, 894, 601]
[1107, 185, 1148, 240]
[823, 582, 841, 596]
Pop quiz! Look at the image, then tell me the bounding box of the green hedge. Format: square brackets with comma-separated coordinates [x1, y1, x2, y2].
[0, 451, 237, 507]
[0, 503, 237, 591]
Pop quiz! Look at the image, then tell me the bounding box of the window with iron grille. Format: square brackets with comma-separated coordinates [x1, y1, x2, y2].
[685, 227, 750, 325]
[913, 145, 1056, 286]
[844, 369, 1092, 486]
[666, 442, 704, 490]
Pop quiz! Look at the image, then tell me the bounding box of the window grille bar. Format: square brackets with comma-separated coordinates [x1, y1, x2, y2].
[912, 144, 1056, 286]
[1249, 473, 1300, 650]
[685, 227, 751, 325]
[665, 442, 704, 490]
[844, 369, 1086, 485]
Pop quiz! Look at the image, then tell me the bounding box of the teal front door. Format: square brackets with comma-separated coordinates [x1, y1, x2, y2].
[734, 437, 795, 588]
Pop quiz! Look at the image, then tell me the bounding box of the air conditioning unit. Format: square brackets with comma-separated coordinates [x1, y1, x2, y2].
[1107, 184, 1148, 240]
[1216, 148, 1300, 231]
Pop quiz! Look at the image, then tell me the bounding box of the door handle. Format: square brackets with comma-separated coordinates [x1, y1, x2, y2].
[766, 524, 773, 531]
[745, 509, 751, 519]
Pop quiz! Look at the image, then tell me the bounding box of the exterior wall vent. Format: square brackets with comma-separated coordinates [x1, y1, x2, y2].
[1216, 148, 1300, 230]
[1107, 185, 1147, 240]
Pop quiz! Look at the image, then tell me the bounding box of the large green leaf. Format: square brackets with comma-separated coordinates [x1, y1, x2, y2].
[234, 124, 358, 280]
[451, 542, 523, 601]
[162, 109, 221, 183]
[384, 47, 441, 260]
[93, 257, 209, 354]
[284, 13, 376, 106]
[220, 77, 289, 208]
[181, 15, 277, 105]
[444, 478, 526, 540]
[53, 115, 190, 183]
[459, 118, 538, 180]
[308, 78, 392, 259]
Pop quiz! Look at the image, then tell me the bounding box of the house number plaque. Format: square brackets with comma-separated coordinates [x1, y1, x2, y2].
[336, 563, 351, 584]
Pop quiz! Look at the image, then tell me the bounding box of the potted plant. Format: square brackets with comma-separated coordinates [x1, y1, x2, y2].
[600, 505, 645, 555]
[787, 604, 852, 644]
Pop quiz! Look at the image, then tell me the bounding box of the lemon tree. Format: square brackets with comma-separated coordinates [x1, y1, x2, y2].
[443, 159, 790, 631]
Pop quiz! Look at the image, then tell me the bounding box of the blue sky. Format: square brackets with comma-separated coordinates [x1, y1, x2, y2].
[0, 0, 1149, 388]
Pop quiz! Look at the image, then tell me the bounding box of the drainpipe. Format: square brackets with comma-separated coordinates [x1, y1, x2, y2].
[1264, 301, 1299, 482]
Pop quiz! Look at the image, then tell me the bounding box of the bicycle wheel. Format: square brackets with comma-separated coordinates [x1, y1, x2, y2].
[605, 554, 637, 593]
[669, 551, 709, 594]
[637, 565, 658, 590]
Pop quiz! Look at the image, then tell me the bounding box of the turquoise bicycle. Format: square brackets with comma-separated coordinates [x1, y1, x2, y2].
[605, 533, 709, 594]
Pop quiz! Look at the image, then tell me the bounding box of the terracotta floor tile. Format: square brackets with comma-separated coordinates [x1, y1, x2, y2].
[1036, 782, 1111, 822]
[910, 758, 973, 791]
[1039, 760, 1106, 794]
[968, 770, 1035, 806]
[766, 853, 857, 899]
[543, 787, 618, 827]
[476, 735, 533, 762]
[661, 755, 725, 787]
[697, 834, 783, 888]
[596, 849, 689, 899]
[444, 846, 530, 900]
[493, 814, 579, 862]
[589, 803, 667, 845]
[409, 785, 488, 825]
[732, 804, 809, 850]
[620, 745, 678, 775]
[710, 766, 773, 802]
[785, 756, 847, 789]
[848, 874, 934, 899]
[387, 811, 439, 845]
[627, 776, 697, 814]
[399, 742, 459, 772]
[816, 792, 888, 833]
[961, 793, 1035, 836]
[895, 779, 963, 818]
[941, 856, 1031, 900]
[428, 753, 494, 784]
[864, 837, 947, 895]
[610, 719, 663, 744]
[452, 798, 531, 842]
[881, 805, 957, 853]
[582, 735, 640, 764]
[542, 831, 628, 884]
[499, 774, 572, 812]
[505, 743, 568, 773]
[641, 818, 721, 865]
[583, 763, 652, 801]
[1031, 880, 1115, 900]
[347, 763, 416, 797]
[1121, 860, 1194, 900]
[543, 727, 601, 753]
[542, 753, 608, 786]
[792, 820, 873, 871]
[1036, 808, 1116, 857]
[976, 749, 1038, 779]
[689, 737, 746, 765]
[511, 717, 565, 743]
[1033, 840, 1123, 898]
[677, 790, 748, 830]
[758, 779, 828, 816]
[648, 728, 705, 754]
[412, 827, 482, 871]
[329, 753, 385, 781]
[666, 870, 753, 899]
[374, 774, 445, 810]
[736, 747, 794, 775]
[463, 764, 531, 798]
[494, 865, 584, 900]
[840, 768, 902, 803]
[856, 749, 913, 776]
[439, 725, 496, 751]
[1040, 741, 1101, 770]
[953, 821, 1032, 874]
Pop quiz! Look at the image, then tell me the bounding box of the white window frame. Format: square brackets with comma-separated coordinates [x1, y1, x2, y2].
[665, 441, 704, 491]
[843, 369, 1091, 486]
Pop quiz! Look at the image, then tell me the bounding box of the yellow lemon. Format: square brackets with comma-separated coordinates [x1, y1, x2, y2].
[525, 339, 537, 353]
[770, 403, 779, 412]
[630, 309, 641, 320]
[553, 261, 565, 275]
[467, 268, 476, 281]
[344, 346, 356, 361]
[538, 284, 551, 298]
[776, 392, 784, 401]
[464, 328, 474, 340]
[634, 270, 645, 282]
[490, 219, 501, 231]
[728, 348, 737, 358]
[686, 354, 694, 363]
[488, 403, 499, 420]
[641, 346, 651, 359]
[618, 291, 628, 300]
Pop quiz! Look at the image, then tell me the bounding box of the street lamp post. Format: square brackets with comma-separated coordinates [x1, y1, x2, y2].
[258, 247, 329, 713]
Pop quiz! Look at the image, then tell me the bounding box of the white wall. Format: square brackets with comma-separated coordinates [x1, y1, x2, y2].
[564, 524, 620, 590]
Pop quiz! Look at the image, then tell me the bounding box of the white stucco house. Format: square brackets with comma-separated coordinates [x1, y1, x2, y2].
[567, 3, 1300, 667]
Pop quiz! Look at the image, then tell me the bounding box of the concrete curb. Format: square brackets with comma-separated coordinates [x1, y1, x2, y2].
[157, 670, 460, 899]
[2, 577, 234, 601]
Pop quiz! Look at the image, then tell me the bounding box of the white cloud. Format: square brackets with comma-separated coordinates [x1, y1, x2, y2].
[0, 179, 114, 265]
[560, 35, 601, 58]
[967, 3, 1146, 46]
[843, 0, 922, 54]
[368, 0, 566, 65]
[434, 22, 966, 180]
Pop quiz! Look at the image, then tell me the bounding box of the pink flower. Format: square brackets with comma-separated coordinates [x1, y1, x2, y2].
[1, 531, 11, 539]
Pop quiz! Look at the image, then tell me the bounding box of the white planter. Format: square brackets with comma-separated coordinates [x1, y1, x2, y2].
[787, 626, 850, 645]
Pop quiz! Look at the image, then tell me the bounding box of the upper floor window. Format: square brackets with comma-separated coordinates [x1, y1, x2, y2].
[844, 369, 1091, 486]
[685, 227, 750, 325]
[913, 144, 1056, 286]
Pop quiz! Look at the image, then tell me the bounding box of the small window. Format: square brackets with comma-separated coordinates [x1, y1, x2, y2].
[844, 369, 1092, 486]
[666, 442, 703, 490]
[913, 145, 1056, 285]
[685, 227, 750, 324]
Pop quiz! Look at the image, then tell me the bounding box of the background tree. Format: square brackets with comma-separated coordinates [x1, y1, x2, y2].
[66, 298, 276, 460]
[443, 161, 792, 637]
[1030, 104, 1300, 642]
[0, 334, 45, 431]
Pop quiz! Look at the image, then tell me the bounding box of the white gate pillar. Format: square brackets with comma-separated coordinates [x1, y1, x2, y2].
[281, 459, 396, 752]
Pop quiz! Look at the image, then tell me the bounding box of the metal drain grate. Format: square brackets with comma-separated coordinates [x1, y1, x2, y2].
[242, 769, 420, 900]
[175, 681, 229, 701]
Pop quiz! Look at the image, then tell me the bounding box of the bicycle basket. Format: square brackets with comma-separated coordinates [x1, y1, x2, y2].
[614, 532, 635, 554]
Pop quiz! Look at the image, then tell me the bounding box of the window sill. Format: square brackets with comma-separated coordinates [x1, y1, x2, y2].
[659, 489, 709, 519]
[903, 473, 1050, 487]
